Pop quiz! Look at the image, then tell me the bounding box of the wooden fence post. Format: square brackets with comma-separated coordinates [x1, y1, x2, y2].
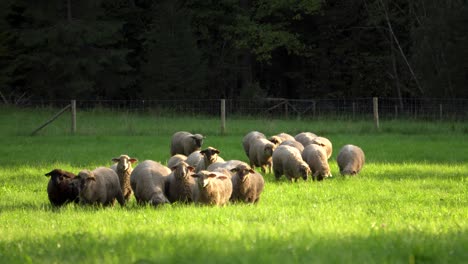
[220, 99, 226, 135]
[373, 97, 380, 129]
[71, 100, 76, 134]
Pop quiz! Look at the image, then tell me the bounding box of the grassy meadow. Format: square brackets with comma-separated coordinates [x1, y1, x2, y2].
[0, 107, 467, 263]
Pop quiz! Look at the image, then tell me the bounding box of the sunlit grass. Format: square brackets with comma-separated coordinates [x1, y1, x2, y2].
[0, 107, 467, 263]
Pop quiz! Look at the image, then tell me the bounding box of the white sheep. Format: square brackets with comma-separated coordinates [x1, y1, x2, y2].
[272, 145, 310, 182]
[279, 139, 305, 153]
[130, 160, 171, 206]
[269, 133, 295, 145]
[242, 131, 266, 157]
[310, 136, 333, 159]
[166, 161, 199, 203]
[302, 144, 332, 181]
[185, 151, 203, 167]
[248, 138, 276, 173]
[195, 147, 225, 173]
[170, 131, 205, 156]
[191, 170, 233, 206]
[75, 167, 125, 207]
[336, 144, 365, 176]
[167, 154, 187, 168]
[294, 132, 318, 146]
[110, 154, 138, 202]
[230, 163, 265, 203]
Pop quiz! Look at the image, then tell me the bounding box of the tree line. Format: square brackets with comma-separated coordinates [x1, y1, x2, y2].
[0, 0, 467, 103]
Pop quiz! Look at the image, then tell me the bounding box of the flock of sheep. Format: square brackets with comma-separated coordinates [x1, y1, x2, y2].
[44, 131, 365, 208]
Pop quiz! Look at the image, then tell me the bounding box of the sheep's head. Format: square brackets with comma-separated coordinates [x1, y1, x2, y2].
[201, 147, 221, 164]
[171, 161, 194, 180]
[313, 166, 333, 181]
[340, 166, 356, 176]
[75, 170, 96, 191]
[299, 162, 311, 181]
[191, 134, 205, 148]
[192, 170, 228, 188]
[112, 155, 138, 172]
[45, 169, 75, 186]
[230, 164, 255, 182]
[264, 143, 276, 158]
[268, 136, 282, 146]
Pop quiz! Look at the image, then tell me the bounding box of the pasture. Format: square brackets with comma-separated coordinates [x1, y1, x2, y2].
[0, 107, 467, 263]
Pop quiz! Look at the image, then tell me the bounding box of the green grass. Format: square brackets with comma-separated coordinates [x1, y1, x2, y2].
[0, 107, 467, 263]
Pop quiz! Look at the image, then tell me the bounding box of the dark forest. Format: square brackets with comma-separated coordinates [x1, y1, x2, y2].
[0, 0, 467, 102]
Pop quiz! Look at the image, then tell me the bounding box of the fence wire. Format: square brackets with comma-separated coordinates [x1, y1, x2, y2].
[4, 98, 468, 120]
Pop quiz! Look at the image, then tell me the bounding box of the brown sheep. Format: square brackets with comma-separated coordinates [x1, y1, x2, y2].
[230, 163, 265, 203]
[45, 169, 79, 207]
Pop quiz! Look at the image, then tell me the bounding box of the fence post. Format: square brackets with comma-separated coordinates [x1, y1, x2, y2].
[71, 100, 76, 134]
[220, 99, 226, 135]
[373, 97, 379, 129]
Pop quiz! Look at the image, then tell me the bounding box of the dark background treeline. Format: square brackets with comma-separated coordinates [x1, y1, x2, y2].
[0, 0, 467, 103]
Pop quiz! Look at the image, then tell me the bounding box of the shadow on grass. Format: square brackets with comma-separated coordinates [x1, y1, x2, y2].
[0, 229, 466, 263]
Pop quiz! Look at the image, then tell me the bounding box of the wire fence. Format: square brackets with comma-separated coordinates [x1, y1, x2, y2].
[4, 97, 468, 120]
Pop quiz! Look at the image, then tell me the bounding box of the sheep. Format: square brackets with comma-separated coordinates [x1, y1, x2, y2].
[130, 160, 171, 206]
[302, 144, 332, 181]
[195, 147, 225, 172]
[337, 144, 365, 176]
[206, 160, 249, 173]
[44, 169, 79, 207]
[167, 154, 187, 168]
[110, 154, 138, 203]
[186, 151, 203, 167]
[75, 167, 125, 207]
[279, 139, 305, 153]
[230, 163, 265, 203]
[269, 133, 295, 145]
[242, 131, 266, 157]
[170, 131, 205, 156]
[310, 136, 333, 159]
[191, 170, 232, 206]
[166, 161, 199, 203]
[248, 138, 276, 173]
[272, 145, 311, 182]
[294, 132, 318, 146]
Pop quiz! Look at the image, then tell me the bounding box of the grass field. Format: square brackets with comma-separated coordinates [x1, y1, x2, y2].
[0, 107, 467, 263]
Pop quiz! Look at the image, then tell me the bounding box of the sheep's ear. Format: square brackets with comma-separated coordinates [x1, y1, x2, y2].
[170, 165, 178, 171]
[208, 173, 218, 178]
[187, 166, 195, 172]
[129, 158, 138, 163]
[248, 169, 255, 174]
[191, 173, 200, 178]
[111, 158, 120, 163]
[44, 171, 52, 177]
[213, 149, 220, 154]
[217, 175, 229, 181]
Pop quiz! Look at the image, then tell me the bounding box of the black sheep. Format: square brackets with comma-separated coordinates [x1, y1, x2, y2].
[45, 169, 79, 206]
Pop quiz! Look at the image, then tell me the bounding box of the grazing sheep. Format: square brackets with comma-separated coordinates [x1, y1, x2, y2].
[248, 138, 276, 173]
[130, 160, 171, 206]
[272, 145, 310, 182]
[269, 133, 295, 145]
[110, 154, 138, 202]
[170, 131, 205, 156]
[337, 144, 365, 176]
[195, 147, 225, 172]
[206, 160, 249, 173]
[186, 151, 203, 167]
[279, 139, 305, 153]
[191, 170, 233, 206]
[166, 161, 199, 203]
[302, 144, 332, 181]
[242, 131, 266, 157]
[310, 136, 333, 159]
[230, 163, 265, 203]
[75, 167, 125, 207]
[294, 132, 318, 146]
[44, 169, 79, 207]
[167, 154, 187, 168]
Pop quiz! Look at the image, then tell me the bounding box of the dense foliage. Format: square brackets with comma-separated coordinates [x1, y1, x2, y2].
[0, 0, 467, 102]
